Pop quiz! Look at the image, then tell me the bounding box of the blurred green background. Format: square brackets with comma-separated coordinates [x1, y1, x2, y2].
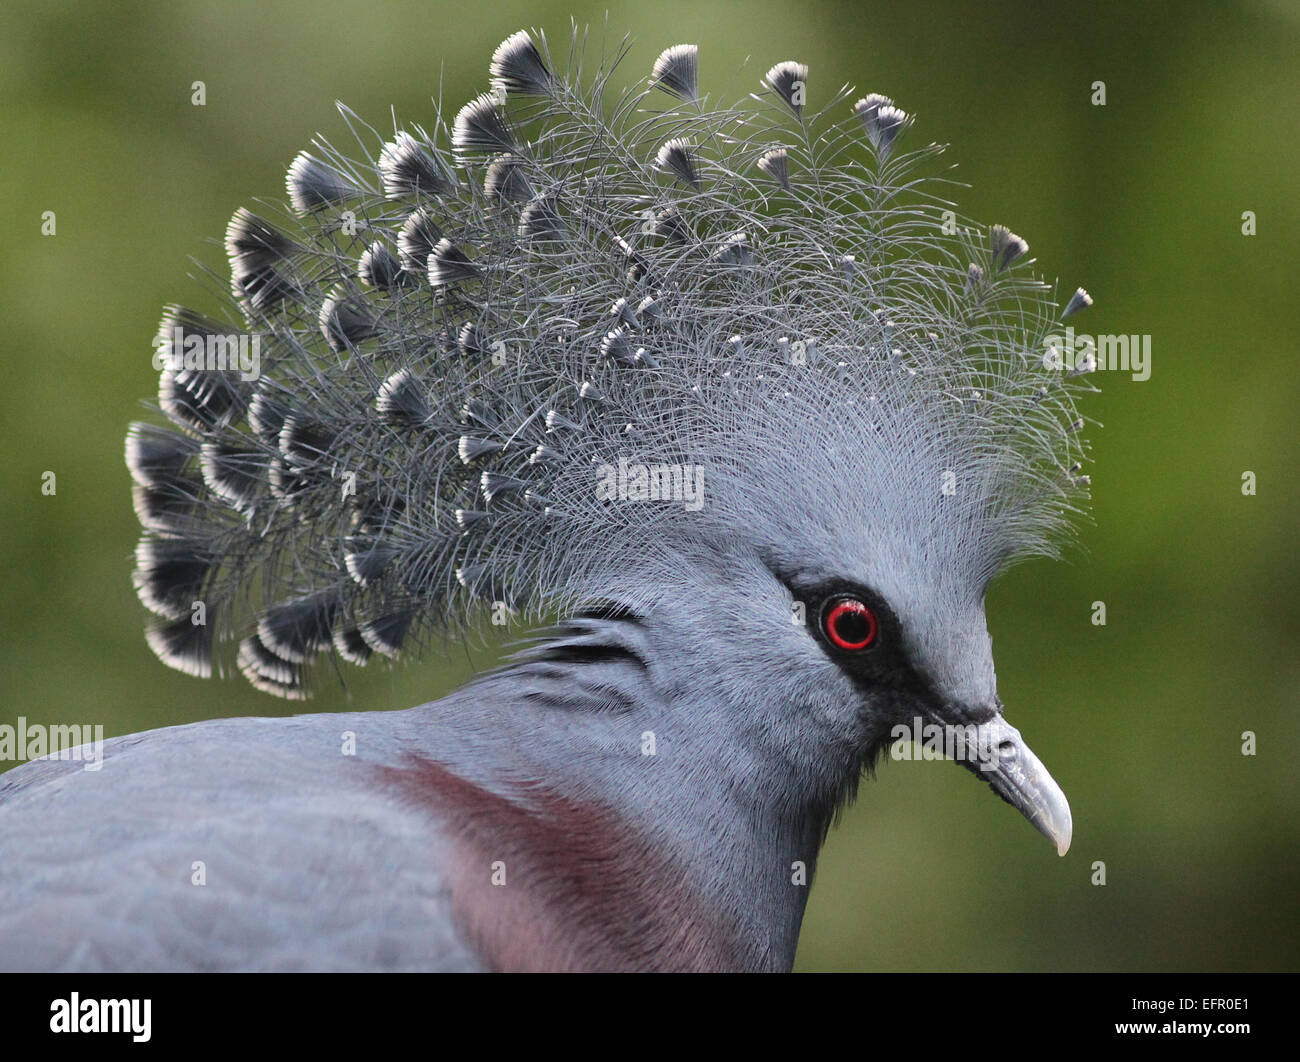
[1, 0, 1296, 971]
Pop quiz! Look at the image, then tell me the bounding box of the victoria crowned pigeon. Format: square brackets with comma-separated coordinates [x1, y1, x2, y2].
[0, 29, 1092, 972]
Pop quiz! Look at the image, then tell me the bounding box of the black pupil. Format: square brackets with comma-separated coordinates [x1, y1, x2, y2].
[833, 607, 871, 644]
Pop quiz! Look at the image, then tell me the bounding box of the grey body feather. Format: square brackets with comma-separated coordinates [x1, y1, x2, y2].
[2, 606, 840, 971]
[0, 715, 483, 971]
[0, 27, 1095, 971]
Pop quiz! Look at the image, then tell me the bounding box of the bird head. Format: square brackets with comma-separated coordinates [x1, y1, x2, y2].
[538, 358, 1077, 855]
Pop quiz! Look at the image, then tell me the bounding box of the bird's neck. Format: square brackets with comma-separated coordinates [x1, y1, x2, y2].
[388, 628, 846, 971]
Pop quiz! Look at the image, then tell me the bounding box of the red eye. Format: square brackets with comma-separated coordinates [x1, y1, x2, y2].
[822, 598, 879, 651]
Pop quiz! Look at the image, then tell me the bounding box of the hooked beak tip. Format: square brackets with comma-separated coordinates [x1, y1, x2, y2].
[1051, 817, 1072, 857]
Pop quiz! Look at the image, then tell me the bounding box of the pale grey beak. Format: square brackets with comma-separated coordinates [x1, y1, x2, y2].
[960, 715, 1072, 856]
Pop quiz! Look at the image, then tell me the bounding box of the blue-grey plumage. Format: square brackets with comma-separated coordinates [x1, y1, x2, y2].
[0, 606, 851, 971]
[0, 27, 1094, 971]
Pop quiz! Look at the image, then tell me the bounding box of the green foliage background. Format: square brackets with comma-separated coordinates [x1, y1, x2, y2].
[1, 0, 1296, 970]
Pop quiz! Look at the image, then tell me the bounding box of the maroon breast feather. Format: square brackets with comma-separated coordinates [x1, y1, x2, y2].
[372, 755, 751, 972]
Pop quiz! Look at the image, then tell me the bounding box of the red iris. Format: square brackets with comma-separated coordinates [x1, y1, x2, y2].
[822, 598, 879, 651]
